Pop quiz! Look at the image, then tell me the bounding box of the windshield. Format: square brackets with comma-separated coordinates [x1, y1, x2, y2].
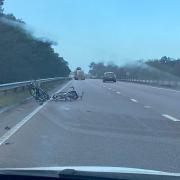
[0, 0, 180, 176]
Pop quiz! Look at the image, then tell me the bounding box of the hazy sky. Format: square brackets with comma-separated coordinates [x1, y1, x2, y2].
[4, 0, 180, 71]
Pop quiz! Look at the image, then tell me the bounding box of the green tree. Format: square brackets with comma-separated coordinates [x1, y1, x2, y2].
[89, 57, 180, 80]
[0, 0, 4, 14]
[0, 4, 70, 83]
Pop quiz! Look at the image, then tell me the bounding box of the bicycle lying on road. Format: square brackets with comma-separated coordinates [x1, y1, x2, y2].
[28, 82, 50, 105]
[52, 86, 83, 102]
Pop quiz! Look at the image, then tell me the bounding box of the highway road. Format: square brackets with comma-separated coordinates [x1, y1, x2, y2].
[0, 79, 180, 173]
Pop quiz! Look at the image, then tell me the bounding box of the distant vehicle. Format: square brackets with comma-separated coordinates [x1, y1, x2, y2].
[90, 75, 97, 79]
[103, 72, 116, 82]
[74, 67, 85, 80]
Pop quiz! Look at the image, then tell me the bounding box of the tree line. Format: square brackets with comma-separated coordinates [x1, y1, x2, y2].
[89, 56, 180, 80]
[0, 0, 70, 83]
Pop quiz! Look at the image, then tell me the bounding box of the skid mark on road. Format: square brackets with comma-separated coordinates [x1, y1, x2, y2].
[51, 117, 180, 144]
[162, 114, 180, 122]
[0, 81, 72, 146]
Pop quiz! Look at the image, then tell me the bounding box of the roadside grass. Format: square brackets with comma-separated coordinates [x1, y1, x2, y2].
[0, 90, 30, 108]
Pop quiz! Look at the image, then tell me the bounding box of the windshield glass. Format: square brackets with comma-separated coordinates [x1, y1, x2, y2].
[0, 0, 180, 176]
[105, 72, 114, 75]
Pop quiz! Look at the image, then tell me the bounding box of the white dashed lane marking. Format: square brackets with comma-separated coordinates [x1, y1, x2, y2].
[162, 114, 180, 122]
[144, 105, 151, 109]
[130, 99, 138, 103]
[116, 91, 121, 94]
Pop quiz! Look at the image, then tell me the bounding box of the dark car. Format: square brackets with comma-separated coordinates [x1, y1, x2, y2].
[103, 72, 116, 82]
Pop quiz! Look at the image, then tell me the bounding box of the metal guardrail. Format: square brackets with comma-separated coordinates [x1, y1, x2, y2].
[119, 79, 180, 88]
[0, 77, 71, 91]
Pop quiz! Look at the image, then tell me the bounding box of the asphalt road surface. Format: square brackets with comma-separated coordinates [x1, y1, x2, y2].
[0, 79, 180, 173]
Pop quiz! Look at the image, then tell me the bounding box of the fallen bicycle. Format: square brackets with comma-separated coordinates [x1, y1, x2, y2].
[52, 86, 84, 101]
[28, 81, 50, 105]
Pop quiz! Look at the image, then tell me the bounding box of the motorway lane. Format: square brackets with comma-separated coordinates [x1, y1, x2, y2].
[103, 80, 180, 119]
[0, 79, 180, 172]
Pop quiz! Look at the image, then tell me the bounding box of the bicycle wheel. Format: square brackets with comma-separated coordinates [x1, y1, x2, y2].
[68, 90, 78, 100]
[42, 90, 50, 100]
[39, 88, 50, 101]
[28, 86, 36, 98]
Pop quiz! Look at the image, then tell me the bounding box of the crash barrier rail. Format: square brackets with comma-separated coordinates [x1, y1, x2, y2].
[0, 77, 71, 92]
[119, 79, 180, 88]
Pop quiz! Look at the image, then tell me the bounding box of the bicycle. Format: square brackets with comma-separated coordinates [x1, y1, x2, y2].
[28, 82, 50, 105]
[52, 86, 83, 102]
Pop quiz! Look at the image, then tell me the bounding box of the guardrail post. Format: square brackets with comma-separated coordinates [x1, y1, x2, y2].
[14, 88, 18, 93]
[4, 90, 7, 95]
[22, 86, 25, 91]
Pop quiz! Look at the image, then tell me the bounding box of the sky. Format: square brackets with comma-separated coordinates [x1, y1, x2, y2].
[4, 0, 180, 72]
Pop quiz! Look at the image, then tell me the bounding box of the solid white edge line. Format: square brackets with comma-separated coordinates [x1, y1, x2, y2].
[144, 105, 151, 109]
[130, 99, 138, 103]
[162, 114, 180, 122]
[0, 80, 72, 146]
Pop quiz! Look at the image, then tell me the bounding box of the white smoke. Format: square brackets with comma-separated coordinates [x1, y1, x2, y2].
[0, 16, 57, 45]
